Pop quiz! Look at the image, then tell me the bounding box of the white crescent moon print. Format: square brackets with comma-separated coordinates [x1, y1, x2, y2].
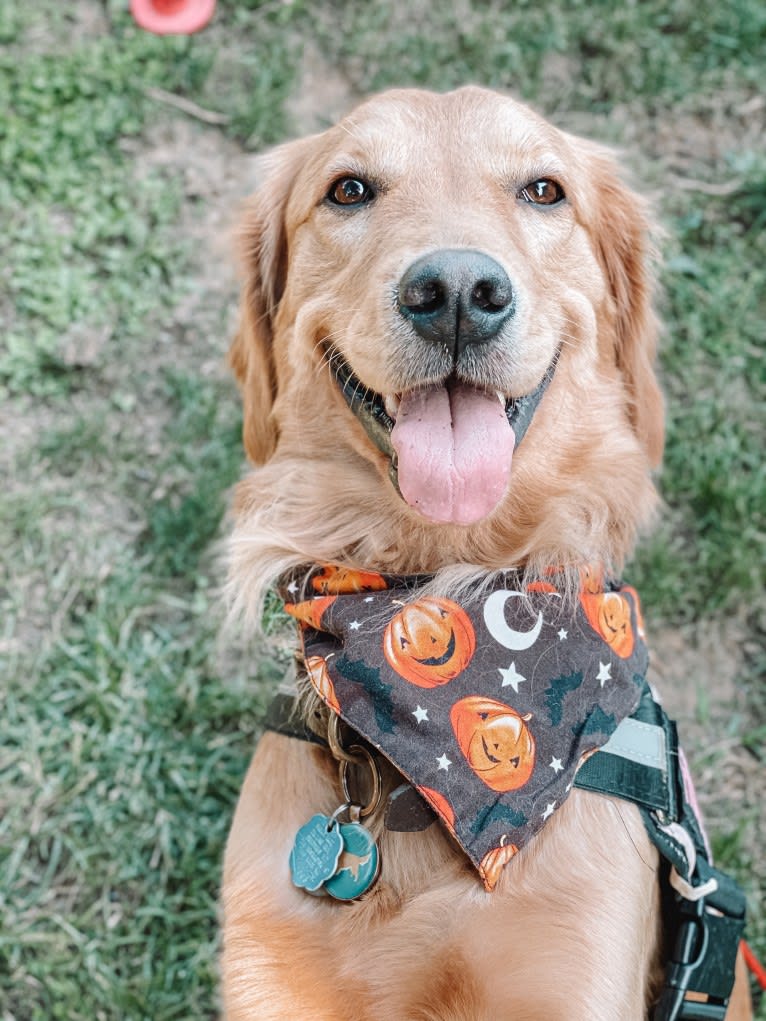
[483, 591, 544, 650]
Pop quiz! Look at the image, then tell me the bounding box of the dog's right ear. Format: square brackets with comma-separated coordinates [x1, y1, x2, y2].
[229, 137, 314, 464]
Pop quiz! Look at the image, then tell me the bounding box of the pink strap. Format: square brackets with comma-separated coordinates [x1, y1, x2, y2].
[678, 746, 712, 861]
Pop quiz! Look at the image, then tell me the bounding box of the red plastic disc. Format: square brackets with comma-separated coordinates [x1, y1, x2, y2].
[130, 0, 216, 35]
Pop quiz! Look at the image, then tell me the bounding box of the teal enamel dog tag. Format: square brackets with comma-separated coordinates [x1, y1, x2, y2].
[289, 814, 344, 893]
[324, 822, 380, 901]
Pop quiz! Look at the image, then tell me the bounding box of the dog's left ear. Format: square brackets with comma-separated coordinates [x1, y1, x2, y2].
[230, 136, 316, 465]
[586, 148, 665, 468]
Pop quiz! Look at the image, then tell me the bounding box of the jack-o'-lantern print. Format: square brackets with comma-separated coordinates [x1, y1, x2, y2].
[284, 595, 336, 630]
[480, 838, 519, 891]
[579, 564, 605, 595]
[304, 655, 340, 713]
[526, 580, 558, 595]
[450, 696, 536, 792]
[418, 785, 456, 832]
[312, 565, 387, 595]
[623, 585, 646, 639]
[383, 597, 476, 688]
[580, 590, 635, 658]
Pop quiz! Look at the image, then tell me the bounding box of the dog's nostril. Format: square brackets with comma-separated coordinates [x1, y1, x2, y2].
[471, 279, 512, 313]
[401, 279, 446, 315]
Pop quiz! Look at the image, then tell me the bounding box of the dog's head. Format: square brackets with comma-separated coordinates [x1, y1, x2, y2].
[230, 87, 662, 581]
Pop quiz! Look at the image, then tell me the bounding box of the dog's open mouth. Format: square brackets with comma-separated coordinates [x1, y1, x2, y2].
[331, 348, 559, 526]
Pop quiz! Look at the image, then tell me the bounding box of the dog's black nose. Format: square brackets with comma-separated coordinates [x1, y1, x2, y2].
[397, 249, 515, 356]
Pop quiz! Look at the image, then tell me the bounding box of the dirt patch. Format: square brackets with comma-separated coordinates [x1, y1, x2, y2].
[2, 106, 262, 664]
[545, 85, 765, 198]
[19, 1, 109, 52]
[286, 42, 358, 135]
[652, 619, 760, 797]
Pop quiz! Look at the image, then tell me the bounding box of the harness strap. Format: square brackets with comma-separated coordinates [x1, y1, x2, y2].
[575, 686, 746, 1021]
[575, 685, 677, 818]
[262, 690, 328, 747]
[261, 676, 746, 1020]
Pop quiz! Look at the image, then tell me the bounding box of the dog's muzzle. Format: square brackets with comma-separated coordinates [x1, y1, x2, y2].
[331, 345, 561, 515]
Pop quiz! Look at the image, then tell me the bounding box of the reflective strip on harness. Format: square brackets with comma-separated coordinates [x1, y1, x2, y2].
[600, 716, 667, 770]
[571, 685, 747, 1021]
[573, 685, 677, 818]
[262, 672, 747, 1021]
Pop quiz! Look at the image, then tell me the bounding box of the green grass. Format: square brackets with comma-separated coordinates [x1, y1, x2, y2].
[2, 568, 273, 1020]
[1, 32, 188, 394]
[631, 159, 766, 618]
[309, 0, 765, 108]
[1, 1, 763, 1018]
[141, 370, 244, 577]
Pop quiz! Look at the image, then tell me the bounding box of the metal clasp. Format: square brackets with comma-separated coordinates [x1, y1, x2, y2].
[326, 715, 382, 819]
[653, 887, 744, 1021]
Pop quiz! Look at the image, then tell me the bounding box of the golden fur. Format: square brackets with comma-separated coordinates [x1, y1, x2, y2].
[221, 87, 752, 1020]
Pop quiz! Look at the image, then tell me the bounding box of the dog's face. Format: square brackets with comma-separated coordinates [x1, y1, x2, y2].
[230, 87, 663, 579]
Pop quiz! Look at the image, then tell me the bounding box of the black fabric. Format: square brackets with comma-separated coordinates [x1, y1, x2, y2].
[261, 690, 328, 747]
[282, 564, 649, 889]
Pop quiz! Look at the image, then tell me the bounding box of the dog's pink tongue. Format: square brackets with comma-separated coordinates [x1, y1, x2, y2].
[391, 383, 514, 525]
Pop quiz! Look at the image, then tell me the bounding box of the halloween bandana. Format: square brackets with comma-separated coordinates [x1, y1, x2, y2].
[283, 565, 649, 891]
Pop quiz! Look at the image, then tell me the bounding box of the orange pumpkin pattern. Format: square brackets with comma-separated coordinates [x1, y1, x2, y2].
[304, 655, 340, 713]
[418, 786, 456, 832]
[580, 590, 635, 658]
[281, 564, 648, 892]
[450, 696, 535, 792]
[383, 597, 476, 688]
[526, 580, 558, 595]
[480, 839, 519, 891]
[622, 585, 646, 639]
[284, 595, 336, 630]
[312, 564, 388, 595]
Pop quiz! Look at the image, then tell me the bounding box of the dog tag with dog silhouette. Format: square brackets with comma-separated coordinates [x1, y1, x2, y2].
[323, 821, 380, 901]
[289, 814, 344, 893]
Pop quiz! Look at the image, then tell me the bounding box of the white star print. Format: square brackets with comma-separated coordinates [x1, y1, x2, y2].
[558, 628, 568, 641]
[286, 581, 298, 595]
[363, 596, 374, 603]
[412, 705, 429, 724]
[349, 620, 361, 630]
[542, 801, 556, 820]
[597, 661, 612, 686]
[437, 753, 452, 771]
[549, 757, 564, 773]
[499, 661, 526, 692]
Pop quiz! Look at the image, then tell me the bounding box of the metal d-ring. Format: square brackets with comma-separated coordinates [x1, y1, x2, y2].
[339, 744, 382, 819]
[327, 713, 367, 765]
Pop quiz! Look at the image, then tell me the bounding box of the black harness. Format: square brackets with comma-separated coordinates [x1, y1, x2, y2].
[576, 684, 746, 1020]
[263, 677, 746, 1021]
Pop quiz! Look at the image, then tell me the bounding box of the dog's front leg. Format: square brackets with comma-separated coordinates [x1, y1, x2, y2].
[221, 734, 361, 1021]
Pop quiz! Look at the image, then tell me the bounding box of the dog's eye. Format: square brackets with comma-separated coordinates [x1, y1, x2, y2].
[327, 177, 375, 207]
[518, 179, 565, 206]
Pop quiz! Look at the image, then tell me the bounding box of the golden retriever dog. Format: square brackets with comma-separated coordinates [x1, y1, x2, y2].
[221, 87, 752, 1020]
